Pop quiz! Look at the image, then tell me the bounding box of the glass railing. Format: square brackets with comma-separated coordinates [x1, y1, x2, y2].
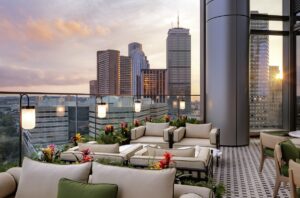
[0, 92, 201, 166]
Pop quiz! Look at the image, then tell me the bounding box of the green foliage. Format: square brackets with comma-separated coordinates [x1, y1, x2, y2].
[170, 117, 202, 127]
[0, 161, 18, 172]
[97, 131, 126, 144]
[96, 158, 133, 167]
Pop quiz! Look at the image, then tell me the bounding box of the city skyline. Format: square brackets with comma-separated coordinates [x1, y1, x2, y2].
[0, 0, 200, 94]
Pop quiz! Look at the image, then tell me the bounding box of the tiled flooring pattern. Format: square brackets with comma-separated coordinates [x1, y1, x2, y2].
[213, 139, 290, 198]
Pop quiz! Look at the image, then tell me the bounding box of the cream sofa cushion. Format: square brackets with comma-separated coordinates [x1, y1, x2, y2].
[78, 143, 119, 153]
[148, 147, 195, 157]
[145, 122, 169, 137]
[180, 193, 202, 198]
[186, 123, 212, 139]
[91, 162, 176, 198]
[15, 157, 91, 198]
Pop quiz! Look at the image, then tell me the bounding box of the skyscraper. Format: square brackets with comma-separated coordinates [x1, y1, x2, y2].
[89, 80, 98, 95]
[141, 69, 168, 102]
[128, 42, 150, 96]
[97, 50, 120, 95]
[120, 56, 132, 95]
[167, 22, 191, 115]
[249, 11, 269, 129]
[268, 66, 282, 128]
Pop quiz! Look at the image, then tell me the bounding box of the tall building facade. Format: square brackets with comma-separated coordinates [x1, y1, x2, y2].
[120, 56, 132, 95]
[89, 80, 98, 95]
[97, 50, 120, 95]
[128, 42, 150, 96]
[268, 66, 283, 128]
[167, 26, 191, 115]
[249, 11, 270, 129]
[141, 69, 168, 102]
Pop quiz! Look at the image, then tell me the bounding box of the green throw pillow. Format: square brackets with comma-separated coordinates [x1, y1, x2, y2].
[280, 140, 300, 163]
[57, 178, 118, 198]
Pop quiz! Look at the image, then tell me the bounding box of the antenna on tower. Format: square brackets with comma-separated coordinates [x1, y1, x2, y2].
[177, 11, 180, 28]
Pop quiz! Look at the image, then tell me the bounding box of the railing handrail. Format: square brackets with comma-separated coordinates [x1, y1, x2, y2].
[0, 91, 201, 97]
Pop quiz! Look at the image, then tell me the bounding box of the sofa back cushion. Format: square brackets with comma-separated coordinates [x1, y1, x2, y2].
[15, 157, 91, 198]
[91, 162, 176, 198]
[185, 123, 212, 139]
[148, 147, 195, 157]
[145, 122, 169, 137]
[79, 143, 119, 153]
[57, 178, 118, 198]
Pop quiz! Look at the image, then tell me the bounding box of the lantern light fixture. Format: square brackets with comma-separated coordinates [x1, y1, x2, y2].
[179, 98, 186, 110]
[134, 100, 141, 113]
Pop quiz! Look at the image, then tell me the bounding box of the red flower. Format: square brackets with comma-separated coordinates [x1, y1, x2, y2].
[134, 119, 140, 127]
[81, 155, 93, 163]
[159, 160, 166, 169]
[81, 148, 91, 156]
[164, 152, 172, 165]
[104, 125, 114, 134]
[120, 122, 128, 129]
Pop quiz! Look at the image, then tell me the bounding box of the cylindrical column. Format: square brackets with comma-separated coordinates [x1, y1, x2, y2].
[205, 0, 249, 146]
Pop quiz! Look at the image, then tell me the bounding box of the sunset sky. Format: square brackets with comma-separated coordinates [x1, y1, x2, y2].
[0, 0, 286, 95]
[0, 0, 200, 94]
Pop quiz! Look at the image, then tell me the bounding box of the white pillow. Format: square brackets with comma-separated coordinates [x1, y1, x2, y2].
[15, 157, 91, 198]
[91, 162, 176, 198]
[145, 122, 169, 137]
[186, 123, 212, 139]
[78, 143, 119, 153]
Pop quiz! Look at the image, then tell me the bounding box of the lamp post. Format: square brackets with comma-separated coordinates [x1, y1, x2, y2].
[19, 94, 36, 166]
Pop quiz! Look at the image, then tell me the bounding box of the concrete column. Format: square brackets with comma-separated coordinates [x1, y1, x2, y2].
[205, 0, 249, 146]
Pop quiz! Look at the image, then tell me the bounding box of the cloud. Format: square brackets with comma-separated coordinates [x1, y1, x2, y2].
[0, 65, 91, 87]
[0, 18, 110, 44]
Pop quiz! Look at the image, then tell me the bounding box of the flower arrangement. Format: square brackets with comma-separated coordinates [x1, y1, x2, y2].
[144, 116, 152, 122]
[163, 115, 171, 122]
[104, 125, 114, 135]
[97, 125, 126, 144]
[120, 122, 128, 133]
[40, 144, 61, 163]
[133, 119, 141, 127]
[150, 152, 174, 170]
[71, 132, 84, 146]
[80, 148, 93, 163]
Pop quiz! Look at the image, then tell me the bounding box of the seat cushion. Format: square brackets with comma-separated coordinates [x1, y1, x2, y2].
[280, 140, 300, 163]
[173, 138, 215, 148]
[78, 143, 119, 153]
[130, 136, 169, 148]
[148, 147, 195, 157]
[179, 193, 202, 198]
[185, 123, 212, 139]
[263, 147, 274, 158]
[15, 157, 91, 198]
[281, 164, 289, 177]
[91, 163, 176, 198]
[145, 122, 169, 137]
[57, 178, 118, 198]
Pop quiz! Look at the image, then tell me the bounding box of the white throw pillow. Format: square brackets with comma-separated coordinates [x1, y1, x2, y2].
[78, 143, 119, 153]
[147, 147, 195, 157]
[145, 122, 169, 137]
[91, 162, 176, 198]
[185, 123, 212, 139]
[15, 157, 91, 198]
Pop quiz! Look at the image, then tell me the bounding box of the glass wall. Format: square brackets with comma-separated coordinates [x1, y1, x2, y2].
[249, 0, 287, 130]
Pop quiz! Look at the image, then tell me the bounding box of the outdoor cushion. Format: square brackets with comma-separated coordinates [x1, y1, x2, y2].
[280, 140, 300, 163]
[145, 122, 169, 137]
[91, 162, 176, 198]
[281, 164, 289, 177]
[179, 193, 202, 198]
[263, 147, 274, 158]
[15, 157, 91, 198]
[78, 143, 119, 153]
[130, 136, 169, 148]
[185, 123, 212, 139]
[173, 138, 214, 148]
[148, 147, 195, 157]
[57, 178, 118, 198]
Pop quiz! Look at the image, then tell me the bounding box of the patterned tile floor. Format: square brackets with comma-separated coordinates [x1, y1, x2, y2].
[213, 139, 290, 198]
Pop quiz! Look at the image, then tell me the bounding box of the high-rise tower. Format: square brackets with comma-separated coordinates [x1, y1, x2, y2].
[128, 42, 149, 96]
[167, 22, 191, 115]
